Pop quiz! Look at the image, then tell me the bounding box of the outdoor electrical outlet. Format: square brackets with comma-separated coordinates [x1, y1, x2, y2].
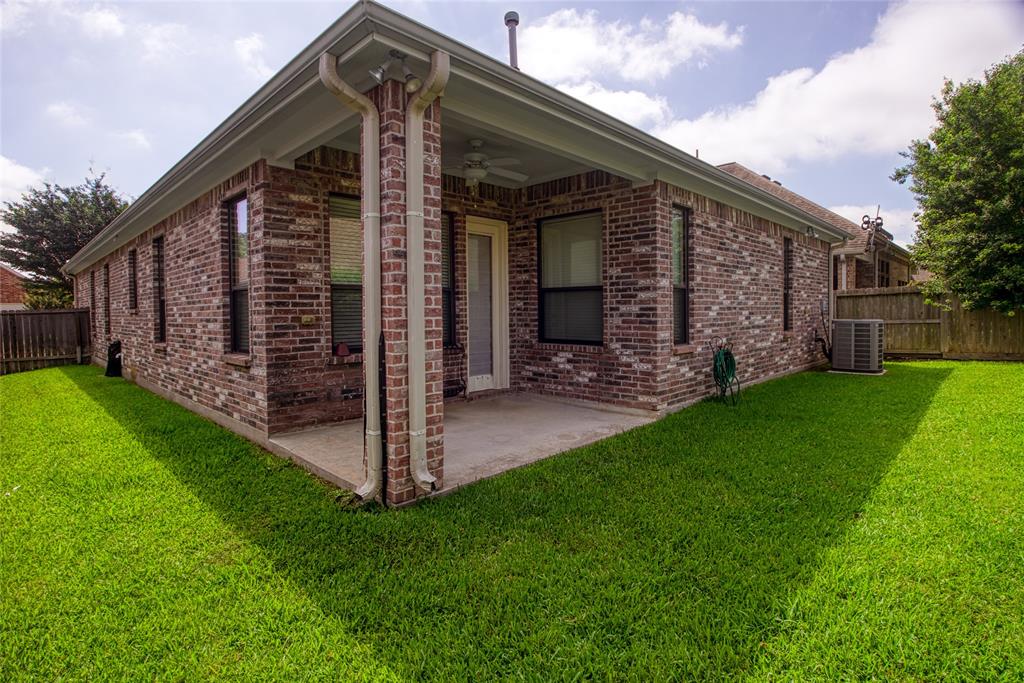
[301, 315, 315, 325]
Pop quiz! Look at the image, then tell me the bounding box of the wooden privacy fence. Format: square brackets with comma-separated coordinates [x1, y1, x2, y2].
[835, 286, 1023, 360]
[0, 308, 92, 375]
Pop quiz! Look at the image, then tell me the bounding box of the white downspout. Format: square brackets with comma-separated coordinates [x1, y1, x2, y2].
[406, 51, 450, 493]
[318, 53, 384, 502]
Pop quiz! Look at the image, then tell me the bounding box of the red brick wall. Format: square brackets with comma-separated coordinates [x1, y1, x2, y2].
[0, 267, 27, 306]
[508, 172, 663, 410]
[260, 147, 364, 433]
[72, 147, 830, 472]
[75, 163, 269, 432]
[654, 181, 829, 410]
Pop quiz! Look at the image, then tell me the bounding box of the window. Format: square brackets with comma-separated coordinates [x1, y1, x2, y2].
[228, 197, 249, 353]
[153, 237, 166, 342]
[103, 264, 111, 337]
[442, 213, 455, 347]
[329, 195, 361, 353]
[672, 206, 690, 345]
[127, 249, 138, 310]
[539, 212, 603, 344]
[783, 237, 793, 331]
[89, 270, 96, 333]
[878, 259, 891, 288]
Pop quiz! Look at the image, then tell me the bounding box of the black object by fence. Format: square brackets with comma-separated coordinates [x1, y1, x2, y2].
[0, 308, 92, 375]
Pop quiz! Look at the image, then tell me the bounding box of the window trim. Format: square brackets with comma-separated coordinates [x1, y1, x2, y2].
[442, 211, 456, 348]
[783, 236, 793, 331]
[672, 205, 691, 346]
[536, 209, 604, 346]
[127, 249, 138, 310]
[227, 195, 250, 354]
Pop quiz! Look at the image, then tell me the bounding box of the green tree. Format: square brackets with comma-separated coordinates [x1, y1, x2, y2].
[893, 49, 1024, 314]
[0, 173, 128, 309]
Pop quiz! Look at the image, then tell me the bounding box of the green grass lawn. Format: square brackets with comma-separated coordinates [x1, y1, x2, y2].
[1, 362, 1022, 680]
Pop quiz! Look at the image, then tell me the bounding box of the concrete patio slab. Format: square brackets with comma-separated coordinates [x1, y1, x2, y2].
[268, 393, 656, 495]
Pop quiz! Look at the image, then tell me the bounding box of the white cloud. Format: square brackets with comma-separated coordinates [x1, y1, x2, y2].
[1, 156, 48, 232]
[0, 0, 34, 35]
[557, 81, 670, 128]
[830, 204, 918, 248]
[140, 22, 193, 63]
[45, 101, 90, 128]
[233, 33, 273, 81]
[79, 5, 125, 39]
[519, 8, 742, 84]
[654, 1, 1024, 173]
[112, 129, 152, 150]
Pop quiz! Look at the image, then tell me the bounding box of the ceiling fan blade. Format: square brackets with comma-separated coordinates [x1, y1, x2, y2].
[486, 157, 521, 167]
[443, 167, 466, 175]
[488, 166, 529, 182]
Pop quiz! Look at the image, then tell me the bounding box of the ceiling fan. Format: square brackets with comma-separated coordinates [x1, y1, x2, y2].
[445, 139, 528, 188]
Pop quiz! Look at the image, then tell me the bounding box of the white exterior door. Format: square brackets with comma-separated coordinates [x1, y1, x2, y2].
[466, 216, 508, 393]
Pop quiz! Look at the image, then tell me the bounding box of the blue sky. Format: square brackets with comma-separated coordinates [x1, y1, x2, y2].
[2, 1, 1022, 246]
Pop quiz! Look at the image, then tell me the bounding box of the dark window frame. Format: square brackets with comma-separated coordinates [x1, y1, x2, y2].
[153, 236, 166, 343]
[783, 236, 793, 331]
[328, 193, 362, 354]
[537, 209, 604, 346]
[127, 249, 138, 310]
[103, 264, 111, 337]
[442, 212, 456, 348]
[89, 270, 96, 334]
[878, 258, 891, 288]
[227, 195, 250, 354]
[672, 205, 691, 345]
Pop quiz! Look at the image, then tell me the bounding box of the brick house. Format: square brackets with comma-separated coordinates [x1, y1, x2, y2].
[719, 162, 916, 290]
[0, 263, 28, 311]
[64, 1, 853, 505]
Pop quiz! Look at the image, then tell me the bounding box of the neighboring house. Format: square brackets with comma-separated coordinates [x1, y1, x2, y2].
[63, 1, 852, 505]
[719, 162, 916, 290]
[0, 263, 28, 311]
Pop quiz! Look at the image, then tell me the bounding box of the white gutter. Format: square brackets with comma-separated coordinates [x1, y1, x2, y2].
[318, 53, 384, 503]
[406, 50, 450, 493]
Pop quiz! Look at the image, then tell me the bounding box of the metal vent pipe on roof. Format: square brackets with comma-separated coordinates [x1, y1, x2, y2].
[505, 11, 519, 70]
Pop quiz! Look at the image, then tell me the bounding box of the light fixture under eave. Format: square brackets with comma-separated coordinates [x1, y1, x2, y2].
[402, 63, 422, 93]
[806, 226, 817, 238]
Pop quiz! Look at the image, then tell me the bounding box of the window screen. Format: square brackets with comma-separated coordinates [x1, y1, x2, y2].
[672, 206, 690, 345]
[329, 195, 362, 353]
[539, 212, 602, 344]
[153, 237, 166, 343]
[127, 249, 138, 310]
[783, 237, 793, 331]
[229, 197, 249, 353]
[103, 264, 110, 337]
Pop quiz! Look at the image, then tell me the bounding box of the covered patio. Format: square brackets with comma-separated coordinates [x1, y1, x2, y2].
[268, 394, 653, 493]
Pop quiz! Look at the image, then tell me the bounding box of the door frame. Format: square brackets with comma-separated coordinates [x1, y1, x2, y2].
[465, 215, 509, 393]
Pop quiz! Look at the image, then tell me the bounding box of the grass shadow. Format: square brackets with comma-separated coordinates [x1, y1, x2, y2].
[58, 362, 952, 678]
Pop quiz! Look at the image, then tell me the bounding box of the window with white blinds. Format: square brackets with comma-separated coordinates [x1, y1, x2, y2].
[329, 195, 362, 352]
[539, 212, 603, 344]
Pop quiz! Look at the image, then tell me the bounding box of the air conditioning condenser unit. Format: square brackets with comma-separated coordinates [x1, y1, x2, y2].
[831, 319, 884, 373]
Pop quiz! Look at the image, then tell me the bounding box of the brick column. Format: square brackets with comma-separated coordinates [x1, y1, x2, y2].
[369, 81, 446, 505]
